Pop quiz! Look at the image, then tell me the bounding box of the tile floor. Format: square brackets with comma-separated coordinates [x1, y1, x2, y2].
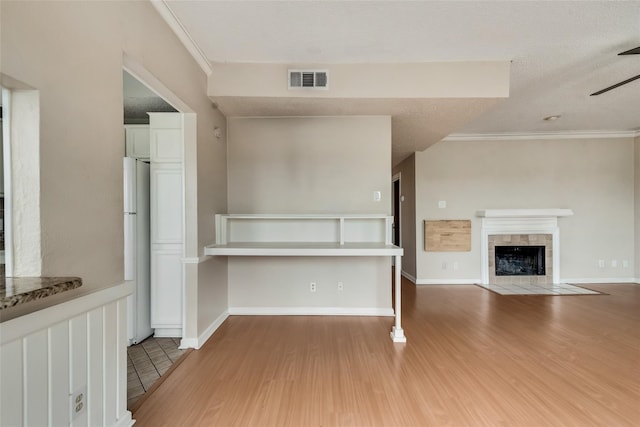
[127, 337, 186, 408]
[478, 282, 602, 296]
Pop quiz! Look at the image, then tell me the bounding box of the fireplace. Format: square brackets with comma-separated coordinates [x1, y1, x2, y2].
[488, 234, 552, 284]
[495, 245, 545, 276]
[477, 209, 573, 285]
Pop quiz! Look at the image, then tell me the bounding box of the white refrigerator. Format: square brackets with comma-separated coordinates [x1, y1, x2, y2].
[124, 157, 153, 345]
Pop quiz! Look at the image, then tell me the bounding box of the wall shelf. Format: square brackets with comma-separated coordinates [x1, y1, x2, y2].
[203, 214, 406, 342]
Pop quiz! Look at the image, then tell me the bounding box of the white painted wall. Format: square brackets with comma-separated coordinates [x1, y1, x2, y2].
[226, 117, 392, 312]
[7, 90, 41, 276]
[393, 154, 417, 280]
[0, 282, 133, 427]
[415, 137, 635, 284]
[1, 1, 227, 345]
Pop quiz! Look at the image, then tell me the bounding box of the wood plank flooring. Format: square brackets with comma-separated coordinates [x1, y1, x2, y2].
[132, 279, 640, 426]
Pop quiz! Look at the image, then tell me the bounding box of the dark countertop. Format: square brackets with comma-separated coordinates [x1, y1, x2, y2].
[1, 276, 83, 309]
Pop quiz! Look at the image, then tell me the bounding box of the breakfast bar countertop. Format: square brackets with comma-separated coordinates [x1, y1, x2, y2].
[0, 276, 83, 309]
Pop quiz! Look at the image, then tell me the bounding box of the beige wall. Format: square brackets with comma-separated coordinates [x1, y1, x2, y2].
[415, 137, 635, 283]
[209, 62, 510, 98]
[228, 117, 391, 213]
[1, 1, 227, 339]
[635, 136, 640, 282]
[393, 154, 417, 279]
[226, 116, 393, 310]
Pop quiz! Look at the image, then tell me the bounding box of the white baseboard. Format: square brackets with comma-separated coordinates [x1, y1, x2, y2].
[401, 270, 417, 284]
[179, 337, 198, 349]
[228, 307, 395, 316]
[114, 411, 134, 427]
[197, 310, 229, 349]
[180, 311, 230, 349]
[563, 277, 636, 284]
[415, 278, 481, 285]
[153, 328, 182, 338]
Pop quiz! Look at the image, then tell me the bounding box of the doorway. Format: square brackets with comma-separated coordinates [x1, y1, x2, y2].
[392, 173, 401, 247]
[123, 53, 198, 348]
[123, 69, 186, 408]
[122, 70, 178, 345]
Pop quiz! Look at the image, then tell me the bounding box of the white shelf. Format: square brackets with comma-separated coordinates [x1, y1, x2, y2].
[215, 213, 394, 246]
[204, 213, 406, 342]
[204, 242, 403, 257]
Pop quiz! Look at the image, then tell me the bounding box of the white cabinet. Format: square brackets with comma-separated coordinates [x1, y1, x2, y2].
[151, 128, 182, 162]
[149, 113, 183, 337]
[150, 164, 183, 244]
[124, 125, 150, 160]
[150, 113, 182, 163]
[150, 246, 183, 336]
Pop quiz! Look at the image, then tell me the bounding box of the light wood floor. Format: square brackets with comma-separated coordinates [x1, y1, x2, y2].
[132, 279, 640, 426]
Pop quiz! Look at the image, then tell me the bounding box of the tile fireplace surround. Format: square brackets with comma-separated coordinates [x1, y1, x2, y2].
[477, 209, 574, 285]
[489, 233, 552, 285]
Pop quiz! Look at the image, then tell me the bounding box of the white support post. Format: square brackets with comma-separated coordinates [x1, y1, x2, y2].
[390, 254, 406, 343]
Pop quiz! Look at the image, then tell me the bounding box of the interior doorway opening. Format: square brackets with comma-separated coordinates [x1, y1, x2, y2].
[392, 173, 401, 247]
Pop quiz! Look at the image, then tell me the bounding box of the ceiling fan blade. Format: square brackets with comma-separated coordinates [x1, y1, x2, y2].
[619, 46, 640, 55]
[590, 73, 640, 96]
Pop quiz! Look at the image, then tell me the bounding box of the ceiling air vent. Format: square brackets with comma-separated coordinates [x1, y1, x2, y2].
[288, 70, 329, 89]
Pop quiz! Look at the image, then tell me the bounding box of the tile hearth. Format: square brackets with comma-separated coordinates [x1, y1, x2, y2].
[478, 283, 601, 296]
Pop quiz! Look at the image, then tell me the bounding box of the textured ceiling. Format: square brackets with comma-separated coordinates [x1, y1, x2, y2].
[164, 0, 640, 162]
[123, 71, 176, 124]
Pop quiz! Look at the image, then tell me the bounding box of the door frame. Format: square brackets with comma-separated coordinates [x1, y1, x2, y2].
[123, 54, 197, 348]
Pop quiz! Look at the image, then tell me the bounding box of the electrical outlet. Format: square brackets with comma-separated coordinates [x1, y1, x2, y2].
[337, 281, 344, 291]
[598, 259, 605, 268]
[611, 259, 617, 268]
[70, 386, 87, 421]
[310, 282, 316, 293]
[453, 262, 459, 271]
[622, 260, 629, 268]
[442, 262, 447, 270]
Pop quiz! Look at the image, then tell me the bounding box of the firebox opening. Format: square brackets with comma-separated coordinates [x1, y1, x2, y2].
[495, 246, 545, 276]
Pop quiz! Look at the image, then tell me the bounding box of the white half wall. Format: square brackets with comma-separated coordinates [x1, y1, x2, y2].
[415, 137, 635, 283]
[228, 257, 392, 313]
[226, 116, 392, 311]
[0, 282, 133, 427]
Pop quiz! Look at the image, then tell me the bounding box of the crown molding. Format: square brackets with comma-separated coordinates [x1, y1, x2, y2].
[443, 130, 639, 142]
[149, 0, 213, 76]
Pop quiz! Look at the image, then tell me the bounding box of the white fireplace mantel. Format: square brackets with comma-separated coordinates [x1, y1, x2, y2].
[477, 209, 574, 284]
[477, 209, 573, 218]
